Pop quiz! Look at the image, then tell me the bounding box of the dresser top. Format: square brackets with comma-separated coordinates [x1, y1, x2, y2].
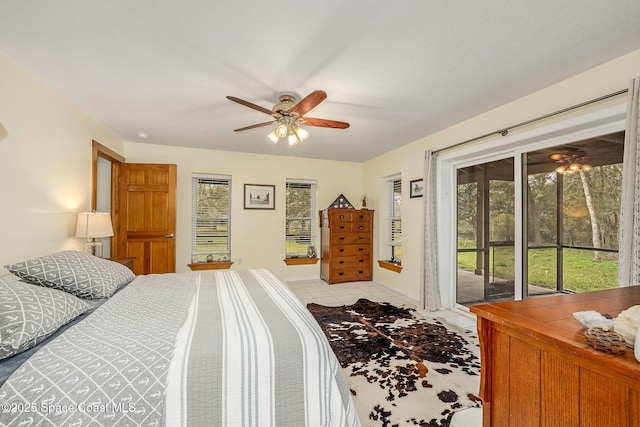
[471, 287, 640, 377]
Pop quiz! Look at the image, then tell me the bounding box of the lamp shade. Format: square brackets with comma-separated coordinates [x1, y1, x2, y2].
[75, 212, 114, 238]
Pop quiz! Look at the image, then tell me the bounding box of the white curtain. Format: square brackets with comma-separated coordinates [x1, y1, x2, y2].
[619, 77, 640, 287]
[420, 149, 442, 310]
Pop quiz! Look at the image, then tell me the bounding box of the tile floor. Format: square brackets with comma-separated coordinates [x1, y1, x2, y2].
[286, 278, 482, 427]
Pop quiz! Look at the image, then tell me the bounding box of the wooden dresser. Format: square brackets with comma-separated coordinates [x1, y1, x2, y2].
[470, 287, 640, 427]
[320, 208, 373, 284]
[107, 257, 135, 272]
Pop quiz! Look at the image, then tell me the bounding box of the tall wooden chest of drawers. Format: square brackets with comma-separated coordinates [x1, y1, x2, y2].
[320, 208, 374, 284]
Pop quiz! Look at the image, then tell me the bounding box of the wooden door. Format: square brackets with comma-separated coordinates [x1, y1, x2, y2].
[112, 163, 177, 275]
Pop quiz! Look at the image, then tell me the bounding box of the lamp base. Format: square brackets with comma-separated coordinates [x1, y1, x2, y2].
[84, 239, 103, 258]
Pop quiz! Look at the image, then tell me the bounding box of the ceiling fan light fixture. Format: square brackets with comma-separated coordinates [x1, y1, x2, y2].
[550, 150, 593, 175]
[294, 126, 309, 141]
[276, 124, 288, 137]
[268, 130, 280, 143]
[568, 163, 581, 172]
[288, 134, 299, 146]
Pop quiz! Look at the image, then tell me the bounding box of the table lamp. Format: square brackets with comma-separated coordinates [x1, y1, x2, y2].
[75, 212, 114, 258]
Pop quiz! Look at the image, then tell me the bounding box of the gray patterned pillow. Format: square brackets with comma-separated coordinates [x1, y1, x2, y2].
[5, 250, 136, 299]
[0, 276, 92, 360]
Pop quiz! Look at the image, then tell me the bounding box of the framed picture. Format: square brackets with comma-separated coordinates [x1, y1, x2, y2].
[244, 184, 275, 209]
[410, 179, 424, 198]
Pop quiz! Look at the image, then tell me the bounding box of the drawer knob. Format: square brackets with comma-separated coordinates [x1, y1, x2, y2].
[358, 248, 364, 251]
[359, 236, 364, 240]
[339, 272, 344, 276]
[359, 225, 364, 230]
[339, 248, 345, 252]
[358, 259, 364, 263]
[339, 215, 345, 219]
[339, 237, 345, 241]
[339, 225, 345, 229]
[339, 260, 344, 264]
[358, 270, 363, 274]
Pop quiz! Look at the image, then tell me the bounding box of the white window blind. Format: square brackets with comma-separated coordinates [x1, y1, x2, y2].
[192, 174, 231, 262]
[380, 175, 402, 261]
[390, 178, 402, 247]
[285, 179, 317, 257]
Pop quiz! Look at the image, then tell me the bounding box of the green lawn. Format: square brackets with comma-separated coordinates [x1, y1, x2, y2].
[457, 245, 618, 293]
[285, 240, 316, 257]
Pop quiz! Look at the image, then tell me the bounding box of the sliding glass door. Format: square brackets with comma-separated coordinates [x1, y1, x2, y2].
[455, 131, 624, 306]
[456, 158, 515, 304]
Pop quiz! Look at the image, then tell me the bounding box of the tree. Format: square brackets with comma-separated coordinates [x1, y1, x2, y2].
[526, 174, 556, 245]
[456, 182, 478, 245]
[489, 180, 514, 242]
[579, 170, 602, 261]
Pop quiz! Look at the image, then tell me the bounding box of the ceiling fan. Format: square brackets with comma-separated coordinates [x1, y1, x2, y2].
[226, 90, 350, 145]
[550, 148, 592, 174]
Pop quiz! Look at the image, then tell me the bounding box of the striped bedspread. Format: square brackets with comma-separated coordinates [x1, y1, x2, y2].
[0, 269, 360, 427]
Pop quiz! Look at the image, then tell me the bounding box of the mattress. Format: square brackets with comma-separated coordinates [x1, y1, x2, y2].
[0, 269, 360, 427]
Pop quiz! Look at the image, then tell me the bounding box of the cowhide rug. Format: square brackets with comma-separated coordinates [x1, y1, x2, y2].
[307, 299, 482, 427]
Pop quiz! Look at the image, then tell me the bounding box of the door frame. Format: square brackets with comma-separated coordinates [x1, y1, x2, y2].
[436, 103, 626, 310]
[91, 140, 125, 211]
[91, 141, 125, 258]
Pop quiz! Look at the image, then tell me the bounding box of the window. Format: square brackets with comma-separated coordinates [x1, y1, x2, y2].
[380, 175, 402, 262]
[525, 134, 623, 295]
[192, 174, 231, 262]
[285, 179, 317, 258]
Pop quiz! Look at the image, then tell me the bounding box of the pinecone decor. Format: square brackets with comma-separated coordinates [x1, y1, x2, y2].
[584, 327, 627, 355]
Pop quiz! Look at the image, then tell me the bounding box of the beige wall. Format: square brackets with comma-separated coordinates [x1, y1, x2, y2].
[364, 48, 640, 301]
[0, 52, 123, 270]
[2, 45, 640, 293]
[124, 143, 363, 280]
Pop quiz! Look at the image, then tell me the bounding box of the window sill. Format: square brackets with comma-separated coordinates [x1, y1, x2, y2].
[284, 257, 319, 265]
[378, 260, 402, 273]
[188, 261, 234, 270]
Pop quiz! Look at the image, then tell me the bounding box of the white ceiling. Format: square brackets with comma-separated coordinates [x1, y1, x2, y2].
[2, 1, 640, 162]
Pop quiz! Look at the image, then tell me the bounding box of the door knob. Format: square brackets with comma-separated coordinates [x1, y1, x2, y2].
[164, 233, 175, 238]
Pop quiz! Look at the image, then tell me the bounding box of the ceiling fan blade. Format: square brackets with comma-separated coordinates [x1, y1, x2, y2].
[301, 117, 350, 129]
[227, 96, 274, 116]
[290, 90, 327, 116]
[233, 121, 275, 132]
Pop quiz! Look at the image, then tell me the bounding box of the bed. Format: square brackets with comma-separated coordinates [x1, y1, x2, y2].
[0, 250, 360, 426]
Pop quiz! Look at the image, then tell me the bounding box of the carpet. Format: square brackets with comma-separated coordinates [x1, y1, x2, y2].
[307, 299, 482, 427]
